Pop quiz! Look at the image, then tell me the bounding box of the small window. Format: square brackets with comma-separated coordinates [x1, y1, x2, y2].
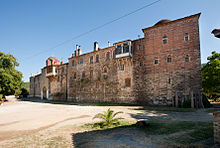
[168, 78, 171, 84]
[162, 34, 168, 44]
[72, 60, 75, 66]
[97, 71, 101, 79]
[74, 72, 76, 79]
[90, 56, 93, 64]
[96, 82, 99, 88]
[162, 39, 168, 44]
[106, 52, 110, 61]
[185, 54, 190, 62]
[154, 59, 159, 65]
[90, 70, 93, 78]
[123, 43, 129, 53]
[82, 72, 85, 79]
[184, 33, 189, 42]
[167, 55, 172, 63]
[103, 67, 108, 73]
[120, 64, 124, 71]
[96, 55, 99, 63]
[125, 78, 131, 87]
[139, 62, 142, 67]
[138, 44, 142, 50]
[80, 58, 83, 64]
[163, 34, 167, 38]
[116, 45, 122, 55]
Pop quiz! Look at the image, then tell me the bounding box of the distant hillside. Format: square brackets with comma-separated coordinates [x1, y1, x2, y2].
[23, 82, 30, 91]
[201, 63, 206, 68]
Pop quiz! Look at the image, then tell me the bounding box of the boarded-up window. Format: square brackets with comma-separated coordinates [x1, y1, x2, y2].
[125, 78, 131, 87]
[82, 72, 85, 79]
[90, 70, 93, 78]
[106, 52, 110, 61]
[90, 56, 93, 64]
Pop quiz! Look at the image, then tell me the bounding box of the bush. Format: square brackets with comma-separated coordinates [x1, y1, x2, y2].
[21, 88, 29, 98]
[202, 94, 211, 108]
[93, 108, 124, 127]
[182, 99, 191, 108]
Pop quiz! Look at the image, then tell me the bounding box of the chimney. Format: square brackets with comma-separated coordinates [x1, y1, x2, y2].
[94, 42, 98, 51]
[108, 41, 111, 47]
[78, 45, 82, 56]
[75, 44, 79, 56]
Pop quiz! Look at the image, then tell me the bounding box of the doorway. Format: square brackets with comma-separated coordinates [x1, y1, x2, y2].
[43, 87, 47, 100]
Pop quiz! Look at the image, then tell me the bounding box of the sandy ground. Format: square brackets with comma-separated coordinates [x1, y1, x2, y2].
[0, 100, 213, 147]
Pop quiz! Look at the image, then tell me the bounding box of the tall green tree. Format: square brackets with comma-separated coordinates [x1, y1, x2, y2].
[202, 51, 220, 101]
[0, 52, 23, 97]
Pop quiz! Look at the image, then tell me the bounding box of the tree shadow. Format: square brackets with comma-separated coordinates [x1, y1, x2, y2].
[71, 124, 158, 148]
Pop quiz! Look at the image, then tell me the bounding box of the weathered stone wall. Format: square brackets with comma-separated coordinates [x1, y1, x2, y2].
[29, 68, 49, 99]
[49, 64, 68, 101]
[29, 74, 41, 98]
[214, 107, 220, 147]
[30, 13, 202, 106]
[133, 14, 202, 106]
[67, 46, 134, 103]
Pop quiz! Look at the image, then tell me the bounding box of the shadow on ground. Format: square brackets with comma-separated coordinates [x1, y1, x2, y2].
[20, 98, 138, 106]
[72, 125, 163, 148]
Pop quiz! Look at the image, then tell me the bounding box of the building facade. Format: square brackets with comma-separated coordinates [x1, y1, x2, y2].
[30, 13, 203, 107]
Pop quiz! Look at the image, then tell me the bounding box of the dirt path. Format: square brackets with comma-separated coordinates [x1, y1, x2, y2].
[0, 100, 213, 147]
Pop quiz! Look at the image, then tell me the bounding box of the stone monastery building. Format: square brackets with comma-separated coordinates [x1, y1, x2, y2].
[30, 13, 203, 107]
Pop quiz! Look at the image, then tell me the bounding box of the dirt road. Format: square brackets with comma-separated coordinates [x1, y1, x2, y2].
[0, 100, 213, 144]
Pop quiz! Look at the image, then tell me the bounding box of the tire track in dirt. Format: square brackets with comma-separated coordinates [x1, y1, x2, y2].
[0, 115, 90, 142]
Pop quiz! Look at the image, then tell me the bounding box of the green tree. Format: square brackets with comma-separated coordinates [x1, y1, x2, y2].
[93, 108, 124, 127]
[202, 51, 220, 101]
[0, 52, 23, 97]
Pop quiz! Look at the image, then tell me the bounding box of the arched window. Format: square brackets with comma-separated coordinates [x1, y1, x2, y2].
[167, 55, 172, 63]
[162, 34, 168, 44]
[185, 54, 190, 62]
[106, 52, 110, 61]
[103, 67, 108, 73]
[96, 54, 99, 63]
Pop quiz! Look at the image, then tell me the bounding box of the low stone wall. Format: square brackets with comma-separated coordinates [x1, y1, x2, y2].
[214, 105, 220, 147]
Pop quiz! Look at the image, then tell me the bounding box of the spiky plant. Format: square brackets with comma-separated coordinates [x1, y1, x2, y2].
[93, 108, 124, 127]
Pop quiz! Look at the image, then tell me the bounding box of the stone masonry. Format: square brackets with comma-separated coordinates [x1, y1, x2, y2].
[29, 13, 203, 107]
[214, 106, 220, 147]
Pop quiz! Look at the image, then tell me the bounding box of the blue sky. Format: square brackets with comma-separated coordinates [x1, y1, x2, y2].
[0, 0, 220, 82]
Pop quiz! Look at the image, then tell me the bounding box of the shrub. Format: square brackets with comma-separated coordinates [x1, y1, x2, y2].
[182, 99, 191, 108]
[21, 88, 29, 98]
[93, 108, 124, 127]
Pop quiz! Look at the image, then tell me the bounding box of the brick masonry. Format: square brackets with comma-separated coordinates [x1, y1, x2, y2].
[29, 13, 203, 107]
